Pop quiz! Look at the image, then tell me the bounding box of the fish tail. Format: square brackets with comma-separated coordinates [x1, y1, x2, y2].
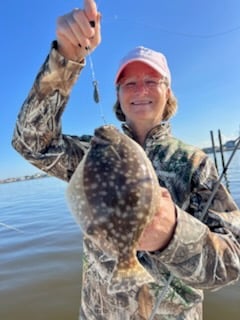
[108, 256, 154, 294]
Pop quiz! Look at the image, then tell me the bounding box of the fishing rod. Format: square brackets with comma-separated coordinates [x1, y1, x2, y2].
[148, 272, 174, 320]
[149, 135, 240, 320]
[200, 135, 240, 222]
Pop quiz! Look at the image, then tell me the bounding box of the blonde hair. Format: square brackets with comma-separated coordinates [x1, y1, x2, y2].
[113, 89, 178, 122]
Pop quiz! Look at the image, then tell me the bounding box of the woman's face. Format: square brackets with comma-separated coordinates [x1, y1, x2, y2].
[117, 61, 170, 128]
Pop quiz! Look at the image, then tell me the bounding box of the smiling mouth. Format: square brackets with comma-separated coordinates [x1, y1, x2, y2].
[131, 100, 152, 105]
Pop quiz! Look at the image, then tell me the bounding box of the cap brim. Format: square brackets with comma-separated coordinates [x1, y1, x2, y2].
[115, 58, 168, 84]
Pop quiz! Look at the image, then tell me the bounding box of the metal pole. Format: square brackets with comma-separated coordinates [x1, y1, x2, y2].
[210, 130, 218, 174]
[200, 137, 240, 222]
[218, 129, 229, 191]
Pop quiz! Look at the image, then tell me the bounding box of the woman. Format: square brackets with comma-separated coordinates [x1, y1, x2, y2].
[12, 0, 240, 319]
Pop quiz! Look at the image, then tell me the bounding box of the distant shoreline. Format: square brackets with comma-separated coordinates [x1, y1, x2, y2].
[202, 146, 240, 154]
[2, 147, 239, 184]
[0, 173, 49, 184]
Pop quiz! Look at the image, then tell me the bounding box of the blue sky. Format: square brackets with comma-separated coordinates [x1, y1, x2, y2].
[1, 0, 240, 179]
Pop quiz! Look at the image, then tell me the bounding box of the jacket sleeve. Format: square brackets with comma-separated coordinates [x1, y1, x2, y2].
[12, 41, 90, 182]
[153, 155, 240, 290]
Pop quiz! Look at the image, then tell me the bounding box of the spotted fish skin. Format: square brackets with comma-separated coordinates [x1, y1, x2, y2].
[66, 125, 161, 293]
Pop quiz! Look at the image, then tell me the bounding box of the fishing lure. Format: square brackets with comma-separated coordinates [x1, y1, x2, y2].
[93, 80, 100, 103]
[87, 49, 106, 123]
[87, 48, 100, 104]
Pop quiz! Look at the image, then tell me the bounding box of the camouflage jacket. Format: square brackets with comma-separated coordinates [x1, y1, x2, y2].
[12, 43, 240, 320]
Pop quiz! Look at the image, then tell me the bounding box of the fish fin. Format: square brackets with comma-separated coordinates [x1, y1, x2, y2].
[108, 257, 153, 294]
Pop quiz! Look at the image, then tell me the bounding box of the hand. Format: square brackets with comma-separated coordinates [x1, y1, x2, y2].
[56, 0, 101, 61]
[137, 187, 177, 252]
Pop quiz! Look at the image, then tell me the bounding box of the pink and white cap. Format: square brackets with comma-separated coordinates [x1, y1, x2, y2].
[114, 46, 171, 85]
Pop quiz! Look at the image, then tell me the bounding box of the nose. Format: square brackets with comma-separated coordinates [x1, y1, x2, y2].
[134, 81, 149, 93]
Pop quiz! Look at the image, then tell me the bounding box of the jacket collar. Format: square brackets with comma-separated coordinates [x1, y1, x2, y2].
[122, 122, 171, 145]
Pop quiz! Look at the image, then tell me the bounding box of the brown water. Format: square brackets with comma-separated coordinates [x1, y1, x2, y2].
[204, 284, 240, 319]
[1, 168, 240, 319]
[0, 179, 82, 320]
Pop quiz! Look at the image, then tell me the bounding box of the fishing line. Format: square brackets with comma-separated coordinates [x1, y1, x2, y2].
[87, 49, 107, 125]
[0, 222, 24, 233]
[86, 0, 107, 124]
[102, 16, 240, 39]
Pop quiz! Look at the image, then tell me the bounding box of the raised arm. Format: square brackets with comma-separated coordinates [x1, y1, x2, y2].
[12, 0, 101, 182]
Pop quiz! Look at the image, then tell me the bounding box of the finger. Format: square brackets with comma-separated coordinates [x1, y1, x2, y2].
[160, 187, 171, 199]
[57, 16, 78, 46]
[73, 9, 95, 38]
[57, 16, 89, 51]
[84, 0, 98, 21]
[57, 16, 80, 47]
[89, 12, 101, 47]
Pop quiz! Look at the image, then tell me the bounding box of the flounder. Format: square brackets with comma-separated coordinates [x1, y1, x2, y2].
[66, 125, 161, 293]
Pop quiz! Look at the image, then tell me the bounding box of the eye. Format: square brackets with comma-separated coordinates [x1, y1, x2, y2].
[146, 79, 157, 85]
[124, 81, 136, 88]
[145, 79, 159, 87]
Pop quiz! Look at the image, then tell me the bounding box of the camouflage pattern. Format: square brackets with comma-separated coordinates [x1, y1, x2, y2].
[12, 42, 240, 319]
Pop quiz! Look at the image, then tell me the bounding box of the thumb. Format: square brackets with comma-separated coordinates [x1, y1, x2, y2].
[84, 0, 98, 21]
[160, 187, 172, 199]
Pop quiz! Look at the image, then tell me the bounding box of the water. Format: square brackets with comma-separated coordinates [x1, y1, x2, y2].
[203, 150, 240, 319]
[0, 150, 240, 320]
[0, 178, 82, 320]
